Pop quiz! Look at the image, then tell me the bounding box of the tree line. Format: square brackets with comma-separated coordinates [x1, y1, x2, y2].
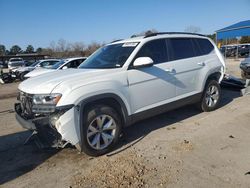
[0, 39, 104, 58]
[1, 30, 250, 58]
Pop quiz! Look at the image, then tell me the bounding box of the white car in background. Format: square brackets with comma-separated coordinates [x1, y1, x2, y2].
[24, 57, 87, 79]
[14, 59, 61, 80]
[8, 58, 25, 70]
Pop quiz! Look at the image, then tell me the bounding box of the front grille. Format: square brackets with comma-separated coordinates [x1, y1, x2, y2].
[18, 91, 34, 118]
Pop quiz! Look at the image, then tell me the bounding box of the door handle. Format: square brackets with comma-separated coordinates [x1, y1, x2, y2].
[197, 62, 205, 66]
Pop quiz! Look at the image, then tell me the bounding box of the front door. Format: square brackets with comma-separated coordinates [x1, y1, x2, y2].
[127, 39, 176, 114]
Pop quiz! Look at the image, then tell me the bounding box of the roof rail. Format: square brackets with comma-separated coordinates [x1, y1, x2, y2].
[144, 32, 206, 38]
[111, 39, 123, 43]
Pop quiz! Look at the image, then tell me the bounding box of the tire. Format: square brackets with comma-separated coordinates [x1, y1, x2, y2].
[81, 105, 122, 156]
[199, 80, 221, 112]
[20, 72, 28, 81]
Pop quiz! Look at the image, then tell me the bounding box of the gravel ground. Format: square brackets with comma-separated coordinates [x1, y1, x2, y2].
[0, 59, 250, 188]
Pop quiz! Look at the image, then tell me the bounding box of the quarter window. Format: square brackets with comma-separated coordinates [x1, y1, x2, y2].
[195, 38, 214, 55]
[135, 39, 168, 64]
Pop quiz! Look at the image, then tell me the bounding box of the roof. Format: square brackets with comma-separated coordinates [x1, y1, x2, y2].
[112, 32, 208, 45]
[216, 20, 250, 32]
[216, 20, 250, 40]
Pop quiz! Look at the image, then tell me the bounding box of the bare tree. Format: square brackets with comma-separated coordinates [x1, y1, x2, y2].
[70, 42, 85, 56]
[184, 25, 201, 33]
[84, 42, 103, 56]
[57, 39, 70, 52]
[131, 29, 158, 37]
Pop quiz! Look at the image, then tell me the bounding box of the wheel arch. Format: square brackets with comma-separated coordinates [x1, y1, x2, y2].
[207, 72, 221, 82]
[202, 71, 222, 91]
[78, 93, 130, 152]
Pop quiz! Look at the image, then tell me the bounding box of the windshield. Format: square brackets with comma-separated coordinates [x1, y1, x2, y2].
[79, 43, 138, 69]
[50, 61, 65, 69]
[30, 61, 40, 67]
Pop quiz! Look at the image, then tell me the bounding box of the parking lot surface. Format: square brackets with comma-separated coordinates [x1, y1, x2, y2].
[0, 59, 250, 188]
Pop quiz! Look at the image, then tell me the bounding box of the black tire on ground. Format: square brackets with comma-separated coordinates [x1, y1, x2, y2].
[81, 105, 122, 156]
[198, 80, 221, 112]
[20, 72, 28, 81]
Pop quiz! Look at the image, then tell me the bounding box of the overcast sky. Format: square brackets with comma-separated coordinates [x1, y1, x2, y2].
[0, 0, 249, 49]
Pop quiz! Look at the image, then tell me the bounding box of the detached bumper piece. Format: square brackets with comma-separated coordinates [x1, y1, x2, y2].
[15, 103, 68, 149]
[221, 74, 250, 95]
[221, 74, 246, 90]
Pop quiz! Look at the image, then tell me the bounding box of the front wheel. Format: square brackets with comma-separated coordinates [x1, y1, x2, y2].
[81, 105, 122, 156]
[20, 72, 28, 81]
[199, 80, 221, 112]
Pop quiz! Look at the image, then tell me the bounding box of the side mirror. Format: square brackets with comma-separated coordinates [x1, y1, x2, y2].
[133, 57, 153, 68]
[62, 66, 68, 70]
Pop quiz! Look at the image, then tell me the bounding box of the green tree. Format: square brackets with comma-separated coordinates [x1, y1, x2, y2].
[25, 45, 34, 53]
[36, 47, 43, 54]
[0, 44, 6, 55]
[10, 45, 22, 55]
[206, 33, 216, 42]
[240, 36, 250, 44]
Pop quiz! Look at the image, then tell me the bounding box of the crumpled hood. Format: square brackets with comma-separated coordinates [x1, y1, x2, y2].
[24, 68, 55, 78]
[18, 68, 119, 94]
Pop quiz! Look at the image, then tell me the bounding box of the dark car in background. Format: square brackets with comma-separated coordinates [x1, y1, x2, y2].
[240, 57, 250, 79]
[238, 44, 250, 57]
[220, 44, 250, 58]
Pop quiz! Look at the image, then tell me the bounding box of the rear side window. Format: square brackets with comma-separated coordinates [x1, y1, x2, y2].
[195, 38, 214, 55]
[135, 39, 168, 64]
[63, 59, 84, 69]
[168, 38, 196, 61]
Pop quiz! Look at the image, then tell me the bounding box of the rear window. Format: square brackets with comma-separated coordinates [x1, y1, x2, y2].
[194, 38, 214, 55]
[10, 58, 22, 62]
[168, 38, 196, 60]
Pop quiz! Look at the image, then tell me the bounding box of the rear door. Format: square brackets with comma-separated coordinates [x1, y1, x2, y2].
[167, 37, 204, 97]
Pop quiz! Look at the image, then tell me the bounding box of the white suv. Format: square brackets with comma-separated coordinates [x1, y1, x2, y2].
[15, 32, 225, 156]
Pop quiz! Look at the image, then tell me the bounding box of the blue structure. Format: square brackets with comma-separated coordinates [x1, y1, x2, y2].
[216, 20, 250, 41]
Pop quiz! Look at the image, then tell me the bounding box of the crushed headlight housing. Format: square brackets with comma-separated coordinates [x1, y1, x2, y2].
[32, 93, 62, 113]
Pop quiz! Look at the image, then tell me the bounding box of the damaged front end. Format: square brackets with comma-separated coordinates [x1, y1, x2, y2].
[15, 91, 81, 150]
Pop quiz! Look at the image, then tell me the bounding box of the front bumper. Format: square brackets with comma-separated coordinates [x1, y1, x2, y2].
[14, 102, 80, 149]
[15, 112, 36, 130]
[15, 103, 49, 130]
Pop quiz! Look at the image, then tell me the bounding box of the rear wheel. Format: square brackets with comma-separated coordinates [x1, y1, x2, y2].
[81, 105, 122, 156]
[199, 80, 221, 112]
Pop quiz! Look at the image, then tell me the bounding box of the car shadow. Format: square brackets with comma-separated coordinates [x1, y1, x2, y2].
[109, 88, 242, 156]
[0, 130, 59, 185]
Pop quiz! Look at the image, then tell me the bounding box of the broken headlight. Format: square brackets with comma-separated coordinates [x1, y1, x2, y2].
[32, 93, 62, 113]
